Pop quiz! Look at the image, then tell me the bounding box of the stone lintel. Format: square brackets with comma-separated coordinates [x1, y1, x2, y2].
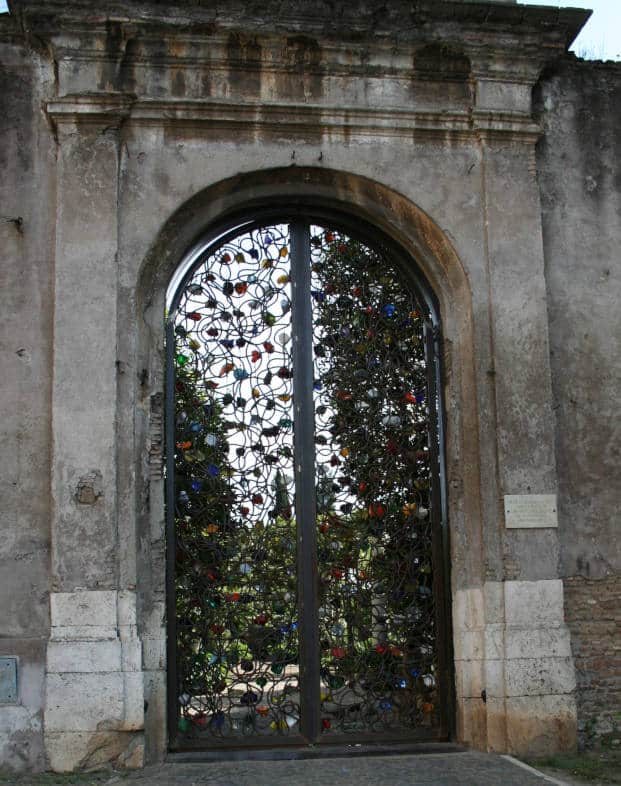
[45, 96, 542, 142]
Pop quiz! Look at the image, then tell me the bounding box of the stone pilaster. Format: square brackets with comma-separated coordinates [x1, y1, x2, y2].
[44, 97, 144, 772]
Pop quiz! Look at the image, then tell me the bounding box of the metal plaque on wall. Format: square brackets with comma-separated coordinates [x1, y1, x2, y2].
[504, 494, 558, 529]
[0, 657, 18, 703]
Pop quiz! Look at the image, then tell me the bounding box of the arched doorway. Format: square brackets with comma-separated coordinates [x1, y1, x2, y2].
[164, 207, 451, 753]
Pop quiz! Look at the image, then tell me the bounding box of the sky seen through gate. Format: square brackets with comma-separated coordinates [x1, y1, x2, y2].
[0, 1, 620, 61]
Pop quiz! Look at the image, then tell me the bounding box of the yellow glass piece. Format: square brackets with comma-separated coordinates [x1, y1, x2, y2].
[340, 447, 350, 458]
[279, 247, 288, 258]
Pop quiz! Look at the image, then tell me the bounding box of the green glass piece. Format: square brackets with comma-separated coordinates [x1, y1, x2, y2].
[176, 353, 189, 366]
[178, 717, 190, 732]
[256, 676, 268, 687]
[270, 663, 284, 675]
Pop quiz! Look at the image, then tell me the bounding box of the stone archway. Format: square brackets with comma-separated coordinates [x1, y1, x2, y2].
[132, 168, 481, 760]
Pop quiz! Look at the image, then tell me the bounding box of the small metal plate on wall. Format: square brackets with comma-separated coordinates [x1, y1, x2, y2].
[504, 494, 558, 529]
[0, 657, 18, 703]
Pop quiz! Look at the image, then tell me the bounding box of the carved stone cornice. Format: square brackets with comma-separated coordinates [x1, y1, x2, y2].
[45, 93, 541, 142]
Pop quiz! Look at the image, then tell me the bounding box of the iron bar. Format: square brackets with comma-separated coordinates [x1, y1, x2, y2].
[290, 220, 321, 744]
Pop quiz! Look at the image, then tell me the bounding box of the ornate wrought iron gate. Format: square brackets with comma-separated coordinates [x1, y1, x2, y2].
[165, 214, 450, 751]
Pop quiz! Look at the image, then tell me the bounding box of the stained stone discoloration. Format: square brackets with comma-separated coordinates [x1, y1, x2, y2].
[1, 0, 618, 773]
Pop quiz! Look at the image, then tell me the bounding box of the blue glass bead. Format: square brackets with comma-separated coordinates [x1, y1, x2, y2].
[234, 368, 249, 380]
[207, 464, 220, 476]
[382, 304, 396, 318]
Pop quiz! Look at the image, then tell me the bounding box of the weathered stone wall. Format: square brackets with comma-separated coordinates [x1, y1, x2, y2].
[535, 57, 621, 747]
[0, 15, 55, 772]
[1, 0, 618, 773]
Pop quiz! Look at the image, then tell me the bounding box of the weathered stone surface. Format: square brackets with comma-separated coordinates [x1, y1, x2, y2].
[504, 580, 565, 628]
[45, 673, 126, 732]
[50, 591, 117, 630]
[506, 695, 577, 757]
[536, 57, 621, 746]
[46, 641, 122, 673]
[45, 731, 144, 772]
[2, 0, 618, 772]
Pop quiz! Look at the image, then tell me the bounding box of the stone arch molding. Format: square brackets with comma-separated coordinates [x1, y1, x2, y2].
[131, 166, 481, 757]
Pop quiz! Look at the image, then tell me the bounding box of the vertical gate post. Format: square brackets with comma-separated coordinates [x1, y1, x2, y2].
[290, 221, 321, 743]
[44, 99, 145, 772]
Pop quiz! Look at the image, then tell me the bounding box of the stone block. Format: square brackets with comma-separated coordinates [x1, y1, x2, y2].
[121, 639, 142, 672]
[485, 697, 507, 751]
[47, 640, 121, 673]
[143, 602, 166, 633]
[45, 672, 124, 732]
[484, 581, 504, 624]
[122, 672, 145, 731]
[455, 658, 485, 698]
[456, 697, 487, 749]
[142, 670, 167, 762]
[453, 587, 485, 631]
[118, 590, 137, 629]
[504, 580, 565, 628]
[505, 656, 576, 697]
[484, 624, 505, 660]
[50, 591, 117, 629]
[45, 730, 144, 772]
[506, 694, 577, 756]
[484, 659, 506, 699]
[453, 629, 484, 661]
[142, 637, 166, 671]
[505, 627, 572, 660]
[50, 624, 117, 642]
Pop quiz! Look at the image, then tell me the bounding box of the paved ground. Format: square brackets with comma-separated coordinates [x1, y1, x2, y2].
[3, 751, 578, 786]
[121, 752, 569, 785]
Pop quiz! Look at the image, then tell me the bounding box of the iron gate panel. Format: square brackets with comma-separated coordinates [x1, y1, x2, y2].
[166, 216, 448, 750]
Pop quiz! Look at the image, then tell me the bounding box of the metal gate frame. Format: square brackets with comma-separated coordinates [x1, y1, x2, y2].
[164, 205, 454, 755]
